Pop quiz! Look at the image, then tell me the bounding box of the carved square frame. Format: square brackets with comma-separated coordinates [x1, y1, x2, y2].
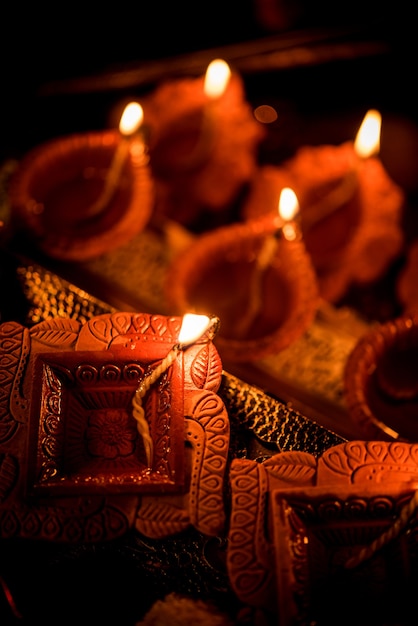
[0, 312, 229, 543]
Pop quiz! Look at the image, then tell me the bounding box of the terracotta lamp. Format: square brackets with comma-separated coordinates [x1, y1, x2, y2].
[142, 58, 265, 229]
[227, 440, 418, 624]
[165, 188, 320, 363]
[8, 103, 154, 261]
[241, 110, 405, 303]
[0, 311, 230, 542]
[344, 312, 418, 441]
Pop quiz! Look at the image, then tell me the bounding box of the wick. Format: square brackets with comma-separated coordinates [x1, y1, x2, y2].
[345, 488, 418, 569]
[302, 165, 359, 232]
[87, 141, 131, 218]
[166, 57, 229, 172]
[131, 315, 220, 468]
[131, 346, 179, 468]
[234, 232, 280, 339]
[303, 107, 382, 233]
[163, 106, 216, 175]
[86, 102, 144, 219]
[235, 188, 301, 339]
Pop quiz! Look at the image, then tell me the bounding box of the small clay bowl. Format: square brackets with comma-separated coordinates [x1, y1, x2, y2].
[8, 130, 154, 261]
[344, 313, 418, 441]
[241, 151, 404, 303]
[165, 216, 320, 363]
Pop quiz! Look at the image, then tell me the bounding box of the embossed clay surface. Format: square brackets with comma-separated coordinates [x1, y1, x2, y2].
[0, 312, 229, 543]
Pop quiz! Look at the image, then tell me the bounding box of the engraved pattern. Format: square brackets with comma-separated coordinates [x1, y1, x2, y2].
[0, 312, 228, 543]
[135, 498, 191, 538]
[227, 441, 418, 621]
[0, 321, 28, 439]
[0, 498, 131, 542]
[79, 312, 181, 350]
[318, 440, 418, 485]
[273, 488, 418, 626]
[227, 451, 318, 611]
[227, 459, 275, 608]
[264, 451, 317, 485]
[185, 390, 229, 536]
[30, 317, 81, 347]
[190, 344, 223, 392]
[30, 357, 179, 493]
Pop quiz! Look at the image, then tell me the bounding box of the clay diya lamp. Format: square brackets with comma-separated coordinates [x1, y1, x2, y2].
[241, 110, 405, 303]
[344, 313, 418, 441]
[142, 58, 265, 229]
[8, 102, 154, 261]
[165, 188, 320, 363]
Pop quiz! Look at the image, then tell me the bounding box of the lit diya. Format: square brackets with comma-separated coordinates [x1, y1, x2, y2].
[142, 58, 265, 229]
[8, 102, 154, 261]
[344, 313, 418, 441]
[241, 110, 405, 303]
[165, 188, 320, 363]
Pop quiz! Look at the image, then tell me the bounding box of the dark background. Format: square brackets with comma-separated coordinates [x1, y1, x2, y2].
[1, 1, 417, 189]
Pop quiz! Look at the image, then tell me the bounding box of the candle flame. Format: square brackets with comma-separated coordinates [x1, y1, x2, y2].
[178, 313, 212, 346]
[354, 109, 381, 158]
[204, 59, 231, 99]
[278, 187, 299, 222]
[119, 102, 144, 137]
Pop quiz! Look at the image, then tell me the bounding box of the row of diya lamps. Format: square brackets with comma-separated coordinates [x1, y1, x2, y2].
[5, 58, 418, 443]
[3, 60, 418, 626]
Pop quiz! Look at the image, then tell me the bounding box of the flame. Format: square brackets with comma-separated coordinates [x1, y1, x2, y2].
[178, 313, 212, 346]
[203, 59, 231, 99]
[278, 187, 299, 222]
[354, 109, 381, 158]
[119, 102, 144, 137]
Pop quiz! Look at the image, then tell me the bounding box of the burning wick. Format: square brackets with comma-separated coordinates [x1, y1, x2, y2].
[180, 58, 231, 169]
[303, 109, 382, 231]
[87, 101, 144, 217]
[131, 314, 220, 468]
[235, 188, 300, 338]
[203, 58, 231, 99]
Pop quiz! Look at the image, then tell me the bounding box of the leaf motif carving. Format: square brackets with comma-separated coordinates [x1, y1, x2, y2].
[30, 318, 80, 347]
[135, 500, 190, 538]
[190, 345, 222, 391]
[321, 442, 368, 476]
[387, 442, 410, 465]
[264, 451, 317, 484]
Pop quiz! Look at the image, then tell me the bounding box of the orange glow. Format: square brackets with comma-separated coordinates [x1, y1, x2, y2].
[119, 102, 144, 136]
[203, 59, 231, 99]
[254, 104, 278, 124]
[178, 313, 212, 346]
[278, 187, 299, 222]
[354, 109, 381, 158]
[278, 187, 299, 241]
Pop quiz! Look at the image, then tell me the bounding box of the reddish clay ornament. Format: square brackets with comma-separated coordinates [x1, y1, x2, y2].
[165, 215, 320, 363]
[344, 313, 418, 441]
[0, 312, 229, 542]
[241, 144, 404, 303]
[8, 130, 154, 261]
